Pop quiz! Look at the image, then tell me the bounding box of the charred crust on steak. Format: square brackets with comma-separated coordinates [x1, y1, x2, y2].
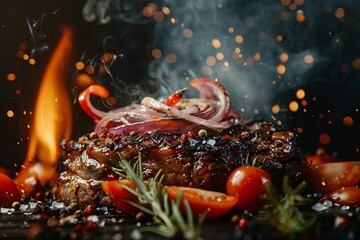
[57, 121, 306, 208]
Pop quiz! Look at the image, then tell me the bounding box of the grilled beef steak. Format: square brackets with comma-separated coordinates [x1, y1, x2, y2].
[57, 121, 306, 207]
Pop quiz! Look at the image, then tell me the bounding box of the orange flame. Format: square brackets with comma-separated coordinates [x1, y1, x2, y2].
[15, 27, 73, 194]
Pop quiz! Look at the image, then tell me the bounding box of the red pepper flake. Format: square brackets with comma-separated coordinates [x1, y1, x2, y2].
[107, 173, 118, 180]
[187, 131, 196, 138]
[221, 135, 232, 141]
[74, 221, 98, 232]
[180, 134, 187, 143]
[112, 135, 120, 142]
[99, 133, 107, 138]
[85, 221, 98, 230]
[180, 132, 196, 143]
[84, 204, 95, 215]
[238, 217, 248, 229]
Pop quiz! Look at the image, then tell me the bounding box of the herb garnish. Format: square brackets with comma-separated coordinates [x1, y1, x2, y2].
[258, 176, 316, 236]
[111, 154, 206, 239]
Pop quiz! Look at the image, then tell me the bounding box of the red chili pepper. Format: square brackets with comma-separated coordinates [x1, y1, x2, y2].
[162, 88, 186, 107]
[78, 85, 109, 120]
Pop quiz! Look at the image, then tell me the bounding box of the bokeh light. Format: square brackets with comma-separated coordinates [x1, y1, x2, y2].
[7, 73, 16, 81]
[152, 48, 162, 58]
[272, 104, 280, 114]
[342, 116, 354, 126]
[319, 133, 331, 145]
[304, 55, 314, 64]
[75, 61, 85, 70]
[277, 64, 286, 75]
[289, 101, 299, 112]
[212, 39, 222, 49]
[296, 89, 305, 99]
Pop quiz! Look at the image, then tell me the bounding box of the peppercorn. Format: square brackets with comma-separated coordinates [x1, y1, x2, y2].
[198, 129, 207, 138]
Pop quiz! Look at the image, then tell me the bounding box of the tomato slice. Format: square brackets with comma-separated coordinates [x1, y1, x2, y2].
[166, 186, 238, 219]
[304, 161, 360, 193]
[324, 187, 360, 206]
[226, 166, 271, 212]
[101, 179, 140, 214]
[14, 163, 57, 197]
[14, 171, 42, 197]
[0, 173, 21, 208]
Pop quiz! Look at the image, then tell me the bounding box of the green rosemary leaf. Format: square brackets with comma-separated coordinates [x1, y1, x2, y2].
[185, 200, 194, 231]
[162, 188, 170, 215]
[172, 200, 187, 232]
[258, 176, 316, 236]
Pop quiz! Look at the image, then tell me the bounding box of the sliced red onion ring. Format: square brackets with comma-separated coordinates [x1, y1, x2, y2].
[141, 97, 233, 129]
[94, 105, 166, 134]
[81, 78, 238, 136]
[176, 99, 218, 119]
[108, 118, 213, 135]
[189, 78, 231, 122]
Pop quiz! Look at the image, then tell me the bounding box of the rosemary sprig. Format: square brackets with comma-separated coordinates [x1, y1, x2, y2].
[111, 153, 205, 239]
[258, 176, 316, 236]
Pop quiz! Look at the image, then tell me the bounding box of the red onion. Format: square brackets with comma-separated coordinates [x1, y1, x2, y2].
[189, 78, 231, 122]
[79, 78, 237, 135]
[108, 119, 210, 135]
[141, 97, 233, 129]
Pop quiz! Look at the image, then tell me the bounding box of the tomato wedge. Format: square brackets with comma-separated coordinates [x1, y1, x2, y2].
[303, 161, 360, 193]
[101, 179, 140, 214]
[166, 186, 238, 219]
[324, 187, 360, 206]
[307, 153, 338, 166]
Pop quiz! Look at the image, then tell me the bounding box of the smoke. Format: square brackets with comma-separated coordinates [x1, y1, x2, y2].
[144, 0, 316, 120]
[83, 0, 156, 24]
[82, 0, 360, 124]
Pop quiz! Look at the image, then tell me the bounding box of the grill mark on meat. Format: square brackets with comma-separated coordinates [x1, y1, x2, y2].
[57, 121, 306, 207]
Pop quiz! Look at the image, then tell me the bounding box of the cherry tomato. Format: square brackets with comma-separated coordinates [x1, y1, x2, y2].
[101, 179, 140, 214]
[324, 187, 360, 206]
[0, 167, 12, 177]
[166, 186, 238, 219]
[226, 166, 271, 212]
[304, 161, 360, 193]
[0, 173, 21, 207]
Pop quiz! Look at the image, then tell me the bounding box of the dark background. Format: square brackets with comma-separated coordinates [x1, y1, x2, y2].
[1, 0, 360, 174]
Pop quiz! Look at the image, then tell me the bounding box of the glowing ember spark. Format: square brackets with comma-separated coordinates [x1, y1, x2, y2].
[15, 27, 73, 193]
